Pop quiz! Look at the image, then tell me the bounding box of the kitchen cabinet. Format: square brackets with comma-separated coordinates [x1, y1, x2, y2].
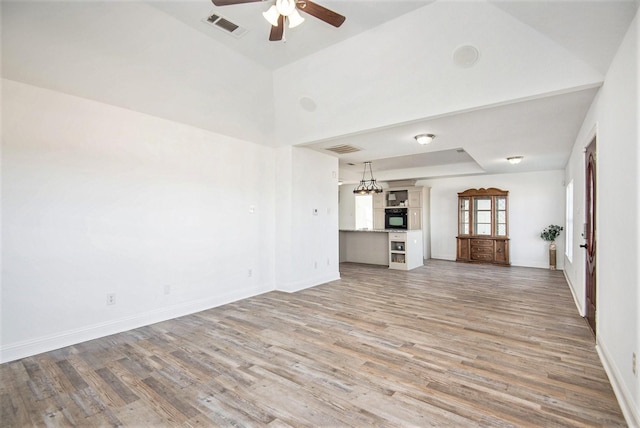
[408, 190, 421, 207]
[408, 207, 421, 230]
[389, 230, 423, 270]
[338, 230, 423, 270]
[373, 193, 385, 209]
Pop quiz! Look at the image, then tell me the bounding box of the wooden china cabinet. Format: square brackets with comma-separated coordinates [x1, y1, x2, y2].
[456, 188, 510, 265]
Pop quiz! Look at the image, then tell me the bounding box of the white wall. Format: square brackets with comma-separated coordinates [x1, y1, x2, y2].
[563, 118, 590, 313]
[2, 2, 277, 146]
[338, 187, 356, 230]
[0, 79, 341, 364]
[421, 171, 566, 269]
[1, 79, 280, 362]
[565, 10, 639, 425]
[275, 146, 340, 292]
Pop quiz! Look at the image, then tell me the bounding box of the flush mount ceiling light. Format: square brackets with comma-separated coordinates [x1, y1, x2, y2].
[415, 134, 436, 145]
[507, 156, 523, 164]
[353, 161, 383, 195]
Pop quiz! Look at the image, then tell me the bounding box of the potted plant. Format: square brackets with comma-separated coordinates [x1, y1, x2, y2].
[541, 224, 563, 270]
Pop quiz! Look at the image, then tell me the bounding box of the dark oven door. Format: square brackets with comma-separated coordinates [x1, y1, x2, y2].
[385, 208, 407, 229]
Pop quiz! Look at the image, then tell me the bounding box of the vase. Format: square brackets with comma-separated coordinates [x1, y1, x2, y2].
[549, 241, 557, 270]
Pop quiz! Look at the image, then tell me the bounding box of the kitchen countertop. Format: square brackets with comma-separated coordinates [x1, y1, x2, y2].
[339, 229, 409, 233]
[339, 229, 424, 269]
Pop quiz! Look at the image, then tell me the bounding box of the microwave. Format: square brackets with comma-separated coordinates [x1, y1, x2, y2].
[385, 208, 408, 229]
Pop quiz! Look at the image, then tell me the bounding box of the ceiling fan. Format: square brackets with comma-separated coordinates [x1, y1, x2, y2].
[211, 0, 346, 41]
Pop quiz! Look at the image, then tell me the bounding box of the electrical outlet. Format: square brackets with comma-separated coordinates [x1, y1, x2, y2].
[633, 352, 637, 376]
[106, 293, 116, 306]
[164, 284, 171, 295]
[314, 261, 318, 269]
[248, 269, 252, 277]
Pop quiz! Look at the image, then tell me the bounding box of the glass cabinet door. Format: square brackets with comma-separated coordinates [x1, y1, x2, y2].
[459, 197, 470, 234]
[474, 197, 492, 235]
[496, 196, 507, 236]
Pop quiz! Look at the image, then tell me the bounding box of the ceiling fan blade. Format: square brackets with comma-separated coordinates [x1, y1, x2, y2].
[299, 0, 345, 27]
[211, 0, 262, 6]
[269, 15, 285, 41]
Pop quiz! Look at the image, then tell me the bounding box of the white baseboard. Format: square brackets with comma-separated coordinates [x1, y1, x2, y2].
[276, 272, 340, 293]
[1, 271, 343, 363]
[597, 339, 640, 427]
[563, 269, 585, 316]
[429, 254, 456, 261]
[0, 283, 272, 364]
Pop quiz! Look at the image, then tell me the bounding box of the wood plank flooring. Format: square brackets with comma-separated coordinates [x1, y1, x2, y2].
[1, 260, 626, 427]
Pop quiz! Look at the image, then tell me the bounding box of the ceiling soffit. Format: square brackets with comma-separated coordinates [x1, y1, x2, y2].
[273, 0, 605, 147]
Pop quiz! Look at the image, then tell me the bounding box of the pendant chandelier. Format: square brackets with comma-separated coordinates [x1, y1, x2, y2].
[353, 161, 383, 195]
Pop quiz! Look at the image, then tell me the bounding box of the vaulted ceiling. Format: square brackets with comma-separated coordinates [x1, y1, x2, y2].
[2, 0, 638, 183]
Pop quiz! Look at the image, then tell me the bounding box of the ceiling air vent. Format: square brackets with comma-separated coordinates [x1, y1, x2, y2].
[203, 12, 248, 39]
[325, 145, 362, 155]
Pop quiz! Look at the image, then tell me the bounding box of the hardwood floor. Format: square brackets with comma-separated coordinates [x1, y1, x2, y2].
[1, 260, 626, 427]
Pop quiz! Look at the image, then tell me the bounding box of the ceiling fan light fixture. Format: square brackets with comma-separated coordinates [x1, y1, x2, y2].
[220, 0, 344, 41]
[263, 5, 280, 26]
[276, 0, 297, 16]
[415, 134, 435, 145]
[507, 156, 523, 164]
[287, 9, 305, 28]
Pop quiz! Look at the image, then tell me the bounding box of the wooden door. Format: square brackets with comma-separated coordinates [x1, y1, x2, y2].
[584, 137, 597, 334]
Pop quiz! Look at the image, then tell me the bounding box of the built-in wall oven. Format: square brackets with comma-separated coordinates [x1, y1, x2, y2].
[385, 208, 408, 230]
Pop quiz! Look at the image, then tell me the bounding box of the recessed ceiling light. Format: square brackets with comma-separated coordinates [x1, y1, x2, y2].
[507, 156, 523, 164]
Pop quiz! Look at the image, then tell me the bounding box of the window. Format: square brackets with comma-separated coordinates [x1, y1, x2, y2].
[355, 194, 373, 230]
[565, 180, 573, 262]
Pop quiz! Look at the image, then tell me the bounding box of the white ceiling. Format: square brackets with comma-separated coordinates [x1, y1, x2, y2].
[324, 87, 600, 183]
[149, 1, 432, 69]
[2, 0, 638, 183]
